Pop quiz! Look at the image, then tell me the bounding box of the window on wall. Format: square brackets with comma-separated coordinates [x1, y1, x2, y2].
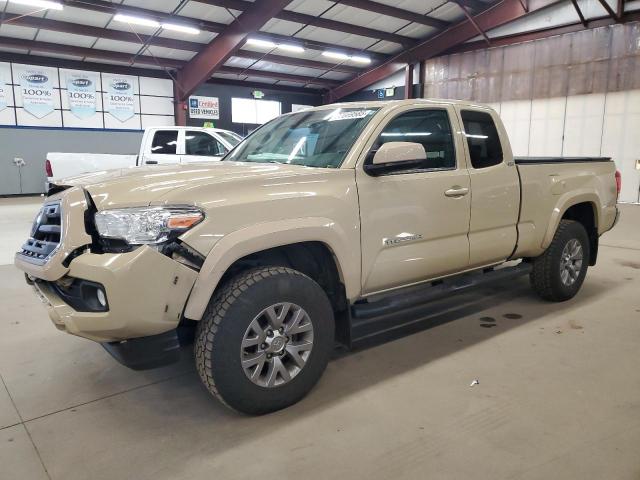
[291, 104, 313, 113]
[373, 109, 456, 171]
[461, 110, 503, 169]
[231, 98, 281, 124]
[185, 131, 227, 156]
[151, 130, 178, 154]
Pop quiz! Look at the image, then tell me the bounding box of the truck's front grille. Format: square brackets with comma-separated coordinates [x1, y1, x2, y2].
[19, 202, 62, 264]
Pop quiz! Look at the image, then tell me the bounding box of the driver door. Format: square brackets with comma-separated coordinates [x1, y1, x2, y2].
[356, 105, 471, 295]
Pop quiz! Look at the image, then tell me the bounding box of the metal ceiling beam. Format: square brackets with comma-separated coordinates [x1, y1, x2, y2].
[0, 35, 185, 68]
[333, 0, 450, 29]
[206, 77, 324, 94]
[193, 0, 416, 46]
[233, 50, 362, 74]
[175, 0, 294, 101]
[595, 0, 620, 20]
[61, 0, 227, 32]
[325, 0, 564, 102]
[217, 66, 340, 86]
[570, 0, 588, 27]
[453, 0, 492, 45]
[0, 51, 175, 79]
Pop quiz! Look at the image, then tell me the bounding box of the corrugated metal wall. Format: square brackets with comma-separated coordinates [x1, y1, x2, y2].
[422, 22, 640, 203]
[424, 22, 640, 101]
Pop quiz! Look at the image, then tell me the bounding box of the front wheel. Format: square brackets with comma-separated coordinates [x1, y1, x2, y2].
[530, 219, 590, 302]
[194, 266, 335, 414]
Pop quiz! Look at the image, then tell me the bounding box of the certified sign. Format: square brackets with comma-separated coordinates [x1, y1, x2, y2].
[189, 96, 219, 119]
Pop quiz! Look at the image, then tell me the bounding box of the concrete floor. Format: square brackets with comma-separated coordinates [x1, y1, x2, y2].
[1, 196, 639, 480]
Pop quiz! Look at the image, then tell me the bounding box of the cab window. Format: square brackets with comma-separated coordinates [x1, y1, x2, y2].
[460, 110, 503, 169]
[151, 130, 178, 154]
[185, 131, 228, 156]
[373, 109, 455, 172]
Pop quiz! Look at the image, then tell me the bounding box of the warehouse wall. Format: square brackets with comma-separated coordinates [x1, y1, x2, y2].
[0, 128, 142, 195]
[0, 62, 175, 129]
[187, 82, 322, 136]
[421, 22, 640, 203]
[0, 60, 176, 195]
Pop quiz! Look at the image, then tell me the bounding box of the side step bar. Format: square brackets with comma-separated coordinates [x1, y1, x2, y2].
[349, 262, 532, 345]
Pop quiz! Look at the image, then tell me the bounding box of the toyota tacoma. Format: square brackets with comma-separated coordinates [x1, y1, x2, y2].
[16, 99, 620, 414]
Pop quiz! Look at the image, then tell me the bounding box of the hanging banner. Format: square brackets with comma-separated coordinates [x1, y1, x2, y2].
[189, 96, 219, 119]
[105, 75, 135, 122]
[0, 71, 7, 112]
[20, 68, 55, 118]
[66, 73, 97, 119]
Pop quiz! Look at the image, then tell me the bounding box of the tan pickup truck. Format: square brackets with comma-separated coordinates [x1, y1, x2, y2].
[15, 99, 620, 414]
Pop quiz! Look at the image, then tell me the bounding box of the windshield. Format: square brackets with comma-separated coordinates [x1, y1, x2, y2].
[217, 130, 242, 146]
[225, 107, 379, 168]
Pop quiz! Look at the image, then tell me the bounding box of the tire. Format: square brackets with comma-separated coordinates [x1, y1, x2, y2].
[530, 219, 590, 302]
[194, 266, 335, 415]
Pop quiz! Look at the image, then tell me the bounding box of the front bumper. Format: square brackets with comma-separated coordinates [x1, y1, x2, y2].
[27, 245, 198, 343]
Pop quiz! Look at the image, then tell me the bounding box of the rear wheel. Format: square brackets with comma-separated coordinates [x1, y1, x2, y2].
[194, 266, 334, 414]
[530, 220, 590, 302]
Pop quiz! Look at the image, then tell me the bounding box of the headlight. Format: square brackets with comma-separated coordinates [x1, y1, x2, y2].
[94, 206, 204, 245]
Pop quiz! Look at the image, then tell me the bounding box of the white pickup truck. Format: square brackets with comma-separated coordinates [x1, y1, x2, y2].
[46, 126, 242, 183]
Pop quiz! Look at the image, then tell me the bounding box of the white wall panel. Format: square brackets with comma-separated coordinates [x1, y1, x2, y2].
[141, 114, 175, 128]
[499, 99, 531, 156]
[601, 90, 640, 203]
[62, 110, 104, 129]
[562, 93, 606, 156]
[139, 77, 173, 97]
[140, 95, 174, 115]
[104, 112, 141, 130]
[0, 108, 16, 125]
[15, 108, 63, 127]
[529, 97, 566, 156]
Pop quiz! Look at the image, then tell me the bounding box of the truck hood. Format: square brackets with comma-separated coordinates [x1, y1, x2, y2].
[63, 162, 337, 209]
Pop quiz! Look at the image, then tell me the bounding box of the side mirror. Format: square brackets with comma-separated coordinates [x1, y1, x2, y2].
[364, 142, 426, 176]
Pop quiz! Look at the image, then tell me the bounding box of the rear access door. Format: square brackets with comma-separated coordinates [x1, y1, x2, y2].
[457, 108, 520, 267]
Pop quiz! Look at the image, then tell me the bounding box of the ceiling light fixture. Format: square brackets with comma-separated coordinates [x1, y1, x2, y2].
[277, 43, 305, 53]
[246, 38, 277, 49]
[323, 51, 371, 64]
[322, 51, 349, 61]
[10, 0, 63, 10]
[350, 55, 371, 64]
[113, 14, 161, 28]
[161, 23, 200, 35]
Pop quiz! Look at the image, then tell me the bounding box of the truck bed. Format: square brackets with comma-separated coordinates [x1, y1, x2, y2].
[512, 156, 618, 260]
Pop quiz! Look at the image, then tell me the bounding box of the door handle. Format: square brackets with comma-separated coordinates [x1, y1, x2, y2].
[145, 160, 158, 165]
[444, 186, 469, 197]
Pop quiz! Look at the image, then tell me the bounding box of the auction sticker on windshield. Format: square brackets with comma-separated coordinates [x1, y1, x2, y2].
[326, 109, 375, 122]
